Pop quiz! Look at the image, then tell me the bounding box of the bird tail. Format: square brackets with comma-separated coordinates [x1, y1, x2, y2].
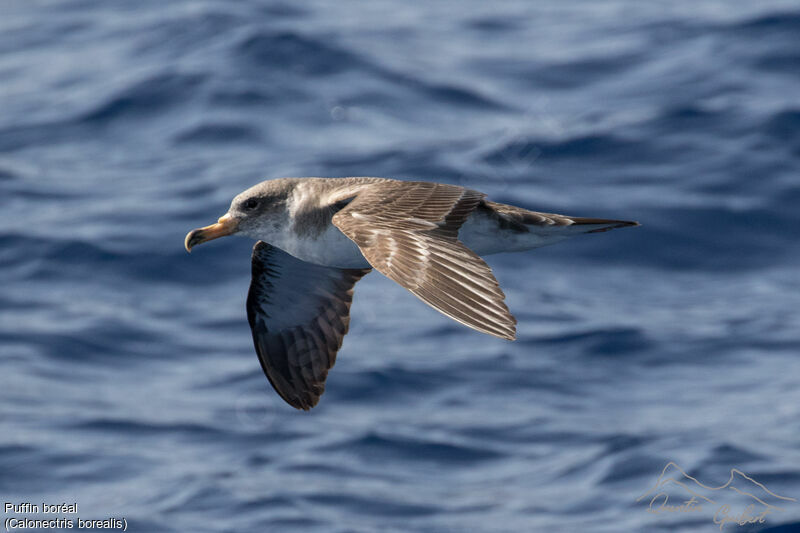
[565, 217, 640, 233]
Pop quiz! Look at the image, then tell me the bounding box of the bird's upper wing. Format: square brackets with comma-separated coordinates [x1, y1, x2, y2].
[247, 241, 371, 410]
[331, 181, 516, 340]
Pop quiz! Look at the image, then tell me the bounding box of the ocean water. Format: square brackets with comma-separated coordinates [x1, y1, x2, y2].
[1, 1, 799, 532]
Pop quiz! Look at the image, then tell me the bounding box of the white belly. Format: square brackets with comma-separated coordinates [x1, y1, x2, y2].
[272, 224, 370, 269]
[459, 211, 569, 255]
[267, 210, 568, 269]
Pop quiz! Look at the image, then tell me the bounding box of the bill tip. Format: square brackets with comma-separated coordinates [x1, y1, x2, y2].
[184, 232, 195, 253]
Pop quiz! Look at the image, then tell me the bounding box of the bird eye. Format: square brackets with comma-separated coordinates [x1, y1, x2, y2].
[242, 198, 259, 210]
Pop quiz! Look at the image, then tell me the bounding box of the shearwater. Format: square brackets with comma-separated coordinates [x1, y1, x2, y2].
[185, 177, 638, 409]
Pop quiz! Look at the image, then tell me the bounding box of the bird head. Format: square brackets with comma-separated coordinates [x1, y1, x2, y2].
[184, 179, 296, 252]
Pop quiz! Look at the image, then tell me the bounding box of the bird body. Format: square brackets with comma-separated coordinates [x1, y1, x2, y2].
[228, 177, 629, 267]
[185, 177, 638, 409]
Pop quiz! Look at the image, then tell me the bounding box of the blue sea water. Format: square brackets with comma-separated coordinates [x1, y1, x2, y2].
[1, 1, 800, 532]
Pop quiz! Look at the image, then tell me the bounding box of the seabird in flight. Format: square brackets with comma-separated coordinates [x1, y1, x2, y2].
[185, 177, 638, 409]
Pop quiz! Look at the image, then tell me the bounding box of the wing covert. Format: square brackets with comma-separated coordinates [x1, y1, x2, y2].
[332, 181, 516, 340]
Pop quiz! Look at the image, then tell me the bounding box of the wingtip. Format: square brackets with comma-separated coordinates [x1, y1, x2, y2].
[492, 326, 517, 341]
[507, 325, 517, 341]
[286, 395, 317, 411]
[505, 322, 517, 341]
